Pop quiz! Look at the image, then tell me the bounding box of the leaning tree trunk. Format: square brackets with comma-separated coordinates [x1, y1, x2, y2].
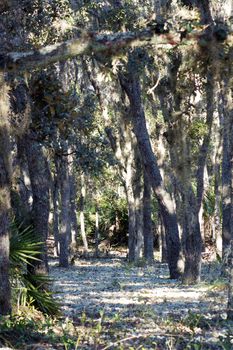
[25, 131, 50, 275]
[120, 74, 181, 279]
[0, 74, 12, 315]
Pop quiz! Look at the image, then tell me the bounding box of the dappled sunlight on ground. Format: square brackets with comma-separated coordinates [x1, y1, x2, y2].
[50, 256, 227, 321]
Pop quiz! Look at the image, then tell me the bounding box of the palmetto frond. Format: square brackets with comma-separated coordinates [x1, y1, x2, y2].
[10, 220, 43, 267]
[10, 219, 60, 316]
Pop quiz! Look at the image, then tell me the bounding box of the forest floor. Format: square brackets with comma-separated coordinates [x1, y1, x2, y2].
[1, 251, 232, 350]
[48, 251, 232, 350]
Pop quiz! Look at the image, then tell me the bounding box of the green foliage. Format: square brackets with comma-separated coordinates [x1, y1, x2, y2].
[188, 119, 208, 140]
[10, 221, 42, 267]
[30, 71, 80, 142]
[76, 0, 139, 32]
[78, 177, 128, 245]
[203, 188, 215, 218]
[10, 220, 60, 316]
[98, 188, 128, 244]
[182, 311, 210, 332]
[19, 274, 60, 316]
[0, 314, 79, 350]
[25, 0, 74, 47]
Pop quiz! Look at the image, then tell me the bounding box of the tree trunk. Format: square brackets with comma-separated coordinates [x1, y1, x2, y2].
[120, 74, 181, 278]
[79, 173, 88, 255]
[69, 170, 79, 248]
[222, 88, 233, 255]
[143, 170, 154, 263]
[133, 176, 144, 261]
[0, 74, 12, 315]
[85, 60, 145, 263]
[213, 124, 222, 257]
[58, 152, 71, 267]
[110, 108, 145, 263]
[159, 213, 167, 263]
[25, 132, 50, 275]
[227, 240, 233, 320]
[105, 111, 145, 263]
[14, 137, 32, 221]
[95, 205, 99, 258]
[52, 159, 60, 257]
[182, 189, 203, 284]
[126, 180, 144, 262]
[125, 143, 144, 263]
[220, 71, 233, 281]
[11, 138, 32, 241]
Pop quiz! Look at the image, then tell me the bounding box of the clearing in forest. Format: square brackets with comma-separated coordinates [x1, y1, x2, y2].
[50, 254, 232, 349]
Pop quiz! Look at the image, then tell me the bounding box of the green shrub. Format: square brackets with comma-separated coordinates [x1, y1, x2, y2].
[10, 220, 60, 316]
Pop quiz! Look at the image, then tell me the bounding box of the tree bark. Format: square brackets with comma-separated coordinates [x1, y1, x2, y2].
[182, 189, 202, 284]
[85, 62, 145, 263]
[143, 170, 154, 262]
[213, 115, 222, 257]
[53, 158, 60, 257]
[120, 74, 181, 278]
[14, 137, 32, 221]
[182, 72, 215, 284]
[69, 168, 79, 248]
[79, 173, 88, 255]
[159, 212, 167, 263]
[227, 240, 233, 320]
[222, 78, 233, 256]
[0, 74, 12, 315]
[196, 72, 215, 212]
[105, 114, 145, 263]
[124, 138, 144, 263]
[58, 152, 71, 267]
[95, 205, 99, 258]
[25, 131, 50, 275]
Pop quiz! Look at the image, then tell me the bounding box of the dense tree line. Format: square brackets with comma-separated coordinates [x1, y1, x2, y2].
[0, 0, 232, 320]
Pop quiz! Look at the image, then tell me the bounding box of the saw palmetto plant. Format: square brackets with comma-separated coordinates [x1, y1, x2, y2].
[10, 220, 60, 316]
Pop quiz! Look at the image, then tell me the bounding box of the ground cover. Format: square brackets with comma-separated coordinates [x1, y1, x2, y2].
[0, 253, 232, 350]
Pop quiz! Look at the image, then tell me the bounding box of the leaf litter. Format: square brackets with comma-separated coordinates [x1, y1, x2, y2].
[49, 252, 232, 349]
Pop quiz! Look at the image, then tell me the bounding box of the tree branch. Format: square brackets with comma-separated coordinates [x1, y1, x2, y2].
[0, 25, 231, 73]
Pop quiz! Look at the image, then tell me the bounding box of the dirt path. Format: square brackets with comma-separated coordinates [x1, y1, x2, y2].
[50, 255, 231, 349]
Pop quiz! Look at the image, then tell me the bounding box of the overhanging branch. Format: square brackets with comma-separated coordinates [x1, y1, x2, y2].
[0, 26, 232, 73]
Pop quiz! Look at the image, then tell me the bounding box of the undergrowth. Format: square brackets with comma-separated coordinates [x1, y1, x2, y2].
[10, 219, 60, 316]
[0, 307, 232, 350]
